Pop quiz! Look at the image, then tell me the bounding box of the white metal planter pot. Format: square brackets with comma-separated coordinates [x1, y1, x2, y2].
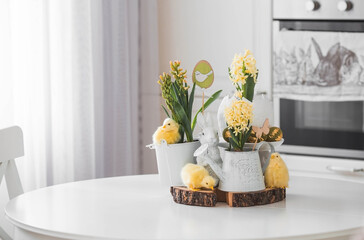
[217, 141, 280, 192]
[218, 150, 266, 192]
[148, 140, 200, 187]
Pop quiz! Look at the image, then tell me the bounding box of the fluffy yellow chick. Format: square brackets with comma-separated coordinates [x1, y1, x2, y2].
[181, 163, 215, 191]
[264, 152, 289, 188]
[153, 118, 181, 145]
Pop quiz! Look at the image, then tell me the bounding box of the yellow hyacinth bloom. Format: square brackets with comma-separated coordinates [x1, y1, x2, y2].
[234, 91, 243, 99]
[224, 99, 253, 136]
[243, 49, 253, 59]
[229, 49, 258, 85]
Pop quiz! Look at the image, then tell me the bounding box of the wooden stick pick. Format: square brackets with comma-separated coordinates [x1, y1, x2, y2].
[252, 118, 270, 151]
[252, 138, 258, 152]
[202, 90, 205, 114]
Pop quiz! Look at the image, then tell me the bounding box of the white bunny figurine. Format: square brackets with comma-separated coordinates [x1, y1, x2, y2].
[194, 112, 223, 186]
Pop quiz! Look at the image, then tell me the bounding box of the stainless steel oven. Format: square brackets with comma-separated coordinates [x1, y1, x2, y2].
[273, 0, 364, 160]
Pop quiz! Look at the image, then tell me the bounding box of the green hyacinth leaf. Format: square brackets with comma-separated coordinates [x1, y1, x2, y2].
[191, 90, 222, 132]
[188, 83, 196, 121]
[173, 100, 193, 142]
[161, 105, 170, 118]
[244, 75, 256, 102]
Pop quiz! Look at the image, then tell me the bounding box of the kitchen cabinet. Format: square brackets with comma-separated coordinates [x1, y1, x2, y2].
[282, 153, 364, 183]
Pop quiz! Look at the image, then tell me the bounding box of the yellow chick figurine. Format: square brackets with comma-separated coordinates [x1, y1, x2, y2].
[153, 118, 181, 145]
[264, 152, 289, 188]
[181, 163, 215, 191]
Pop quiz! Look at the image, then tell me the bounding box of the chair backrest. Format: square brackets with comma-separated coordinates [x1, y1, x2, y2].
[0, 126, 24, 200]
[0, 127, 24, 240]
[0, 126, 24, 163]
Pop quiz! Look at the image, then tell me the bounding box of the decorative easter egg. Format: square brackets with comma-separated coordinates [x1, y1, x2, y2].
[222, 128, 231, 143]
[248, 129, 267, 143]
[266, 127, 283, 142]
[261, 132, 269, 141]
[247, 135, 257, 143]
[192, 60, 214, 89]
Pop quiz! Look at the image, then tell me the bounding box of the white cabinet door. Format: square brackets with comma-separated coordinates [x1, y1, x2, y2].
[281, 153, 364, 183]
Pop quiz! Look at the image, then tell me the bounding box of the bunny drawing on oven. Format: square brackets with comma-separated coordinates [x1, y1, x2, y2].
[311, 37, 364, 86]
[298, 45, 314, 85]
[360, 56, 364, 85]
[193, 112, 223, 187]
[273, 52, 286, 85]
[281, 48, 299, 85]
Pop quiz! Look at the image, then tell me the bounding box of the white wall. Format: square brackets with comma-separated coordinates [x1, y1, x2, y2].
[252, 0, 273, 98]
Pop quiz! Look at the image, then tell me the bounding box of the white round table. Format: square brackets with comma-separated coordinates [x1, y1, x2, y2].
[5, 174, 364, 240]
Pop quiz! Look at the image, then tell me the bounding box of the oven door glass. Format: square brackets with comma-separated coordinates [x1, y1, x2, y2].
[280, 98, 364, 151]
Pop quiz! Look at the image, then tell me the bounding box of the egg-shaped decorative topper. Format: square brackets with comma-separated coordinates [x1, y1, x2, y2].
[192, 60, 214, 89]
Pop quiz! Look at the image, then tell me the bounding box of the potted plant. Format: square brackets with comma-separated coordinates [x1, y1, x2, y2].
[149, 60, 222, 186]
[225, 49, 257, 151]
[217, 50, 271, 192]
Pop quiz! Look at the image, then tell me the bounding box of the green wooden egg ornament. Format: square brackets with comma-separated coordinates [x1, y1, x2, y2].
[247, 135, 257, 143]
[222, 128, 231, 143]
[248, 129, 267, 143]
[192, 60, 214, 89]
[266, 127, 283, 142]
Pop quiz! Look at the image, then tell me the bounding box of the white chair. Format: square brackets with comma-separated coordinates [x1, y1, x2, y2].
[0, 126, 24, 240]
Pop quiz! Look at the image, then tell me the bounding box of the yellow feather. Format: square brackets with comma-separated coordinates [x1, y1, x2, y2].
[153, 118, 181, 145]
[264, 152, 289, 188]
[181, 163, 215, 190]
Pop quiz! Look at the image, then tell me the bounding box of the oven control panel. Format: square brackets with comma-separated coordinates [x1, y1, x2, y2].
[274, 0, 364, 20]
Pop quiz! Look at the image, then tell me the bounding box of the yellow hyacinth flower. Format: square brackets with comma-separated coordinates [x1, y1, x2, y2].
[234, 91, 243, 99]
[243, 49, 253, 59]
[229, 49, 258, 86]
[224, 99, 253, 136]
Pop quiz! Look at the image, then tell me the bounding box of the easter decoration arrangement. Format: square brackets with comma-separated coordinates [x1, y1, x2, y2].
[150, 52, 289, 208]
[173, 50, 289, 207]
[147, 60, 222, 187]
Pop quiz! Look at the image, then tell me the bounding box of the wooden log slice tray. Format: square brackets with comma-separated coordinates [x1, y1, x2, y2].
[170, 186, 217, 207]
[170, 186, 286, 207]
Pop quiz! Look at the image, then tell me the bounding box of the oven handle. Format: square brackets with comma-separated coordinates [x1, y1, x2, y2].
[327, 165, 364, 173]
[278, 20, 364, 33]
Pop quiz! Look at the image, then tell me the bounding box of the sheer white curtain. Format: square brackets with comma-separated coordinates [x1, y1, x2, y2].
[0, 0, 158, 191]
